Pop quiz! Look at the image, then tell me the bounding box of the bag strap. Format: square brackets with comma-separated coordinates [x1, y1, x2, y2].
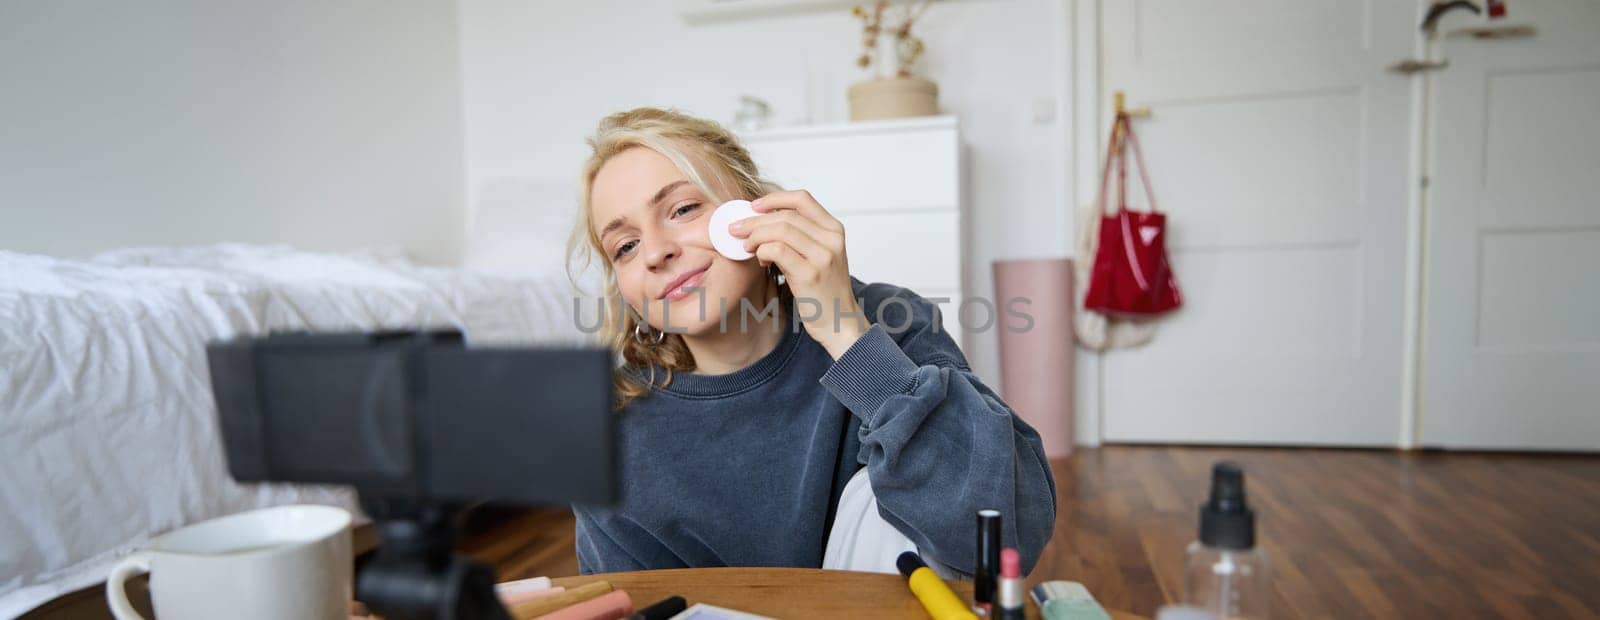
[1120, 115, 1162, 214]
[1097, 114, 1163, 215]
[1096, 115, 1126, 216]
[1117, 116, 1129, 213]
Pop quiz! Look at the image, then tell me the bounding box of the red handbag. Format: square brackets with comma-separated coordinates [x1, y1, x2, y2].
[1084, 114, 1183, 316]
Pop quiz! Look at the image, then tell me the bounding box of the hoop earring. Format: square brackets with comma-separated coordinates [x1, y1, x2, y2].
[633, 321, 666, 346]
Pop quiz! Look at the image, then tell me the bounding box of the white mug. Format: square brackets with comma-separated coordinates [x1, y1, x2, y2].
[105, 504, 352, 620]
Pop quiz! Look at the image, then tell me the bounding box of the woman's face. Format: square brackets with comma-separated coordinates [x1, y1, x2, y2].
[589, 147, 767, 336]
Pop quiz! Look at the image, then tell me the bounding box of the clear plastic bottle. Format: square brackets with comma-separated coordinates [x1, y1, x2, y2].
[1182, 462, 1270, 619]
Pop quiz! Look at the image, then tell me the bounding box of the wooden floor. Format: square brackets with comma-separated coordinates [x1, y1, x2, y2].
[1033, 447, 1600, 619]
[463, 446, 1600, 619]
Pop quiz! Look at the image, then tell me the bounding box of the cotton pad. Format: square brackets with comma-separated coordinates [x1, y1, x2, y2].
[708, 199, 759, 260]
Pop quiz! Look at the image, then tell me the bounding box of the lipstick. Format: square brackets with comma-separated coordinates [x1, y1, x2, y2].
[997, 548, 1025, 620]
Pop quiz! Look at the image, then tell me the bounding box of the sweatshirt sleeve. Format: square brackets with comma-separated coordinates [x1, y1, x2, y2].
[573, 508, 649, 575]
[818, 314, 1058, 575]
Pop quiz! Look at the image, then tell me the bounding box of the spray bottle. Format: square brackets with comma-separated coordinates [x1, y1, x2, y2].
[1182, 462, 1270, 619]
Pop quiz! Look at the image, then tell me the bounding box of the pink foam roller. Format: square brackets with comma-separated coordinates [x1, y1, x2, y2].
[992, 258, 1075, 458]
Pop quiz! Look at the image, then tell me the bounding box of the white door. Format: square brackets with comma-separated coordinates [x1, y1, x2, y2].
[1095, 2, 1418, 445]
[1420, 2, 1600, 450]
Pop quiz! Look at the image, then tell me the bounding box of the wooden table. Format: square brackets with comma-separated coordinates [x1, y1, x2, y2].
[552, 567, 1144, 620]
[25, 531, 1144, 620]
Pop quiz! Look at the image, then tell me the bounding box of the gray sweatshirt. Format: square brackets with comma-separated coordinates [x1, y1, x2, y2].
[573, 279, 1057, 575]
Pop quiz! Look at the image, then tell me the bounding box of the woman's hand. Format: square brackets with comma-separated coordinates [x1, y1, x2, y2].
[730, 190, 868, 359]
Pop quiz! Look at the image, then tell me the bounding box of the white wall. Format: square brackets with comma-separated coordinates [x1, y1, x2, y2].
[0, 0, 466, 264]
[458, 0, 1094, 437]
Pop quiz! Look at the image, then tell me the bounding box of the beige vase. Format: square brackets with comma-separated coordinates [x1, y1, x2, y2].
[847, 77, 939, 121]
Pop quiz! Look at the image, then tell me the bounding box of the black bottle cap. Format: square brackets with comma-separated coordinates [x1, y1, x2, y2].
[897, 551, 927, 578]
[1198, 462, 1255, 550]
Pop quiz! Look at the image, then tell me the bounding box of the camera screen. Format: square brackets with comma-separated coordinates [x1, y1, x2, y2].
[207, 332, 617, 506]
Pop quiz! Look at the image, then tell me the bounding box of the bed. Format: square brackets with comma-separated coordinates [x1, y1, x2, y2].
[0, 243, 593, 617]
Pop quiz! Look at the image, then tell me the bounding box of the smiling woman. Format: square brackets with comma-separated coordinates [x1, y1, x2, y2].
[565, 107, 1057, 579]
[588, 150, 783, 358]
[574, 109, 794, 392]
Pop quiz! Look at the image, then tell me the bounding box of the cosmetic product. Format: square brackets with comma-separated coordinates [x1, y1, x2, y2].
[708, 199, 759, 260]
[1182, 462, 1270, 619]
[511, 580, 613, 618]
[498, 576, 563, 606]
[974, 509, 1002, 614]
[995, 548, 1025, 620]
[897, 551, 978, 620]
[497, 576, 553, 594]
[502, 586, 566, 606]
[1030, 581, 1112, 620]
[629, 595, 687, 620]
[531, 589, 632, 620]
[1153, 606, 1216, 620]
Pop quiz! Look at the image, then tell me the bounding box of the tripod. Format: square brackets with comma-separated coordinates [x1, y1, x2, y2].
[355, 496, 511, 620]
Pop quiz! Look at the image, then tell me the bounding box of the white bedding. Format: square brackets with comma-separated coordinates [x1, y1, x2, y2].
[0, 244, 592, 617]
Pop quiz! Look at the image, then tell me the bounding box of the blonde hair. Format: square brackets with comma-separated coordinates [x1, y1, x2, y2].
[570, 107, 786, 408]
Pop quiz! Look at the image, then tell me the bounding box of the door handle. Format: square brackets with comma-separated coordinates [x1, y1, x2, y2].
[1389, 59, 1451, 74]
[1448, 25, 1537, 39]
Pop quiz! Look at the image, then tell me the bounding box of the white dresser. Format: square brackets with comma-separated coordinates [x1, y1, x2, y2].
[740, 116, 965, 346]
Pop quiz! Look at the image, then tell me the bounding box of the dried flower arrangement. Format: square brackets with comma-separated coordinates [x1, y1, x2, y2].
[851, 1, 933, 79]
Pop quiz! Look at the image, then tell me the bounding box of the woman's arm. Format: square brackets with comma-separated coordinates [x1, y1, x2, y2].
[819, 318, 1058, 576]
[731, 189, 1056, 572]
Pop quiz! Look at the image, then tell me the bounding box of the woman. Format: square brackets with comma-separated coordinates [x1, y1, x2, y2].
[569, 107, 1056, 576]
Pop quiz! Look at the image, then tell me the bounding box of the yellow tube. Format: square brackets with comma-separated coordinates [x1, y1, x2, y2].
[907, 567, 979, 620]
